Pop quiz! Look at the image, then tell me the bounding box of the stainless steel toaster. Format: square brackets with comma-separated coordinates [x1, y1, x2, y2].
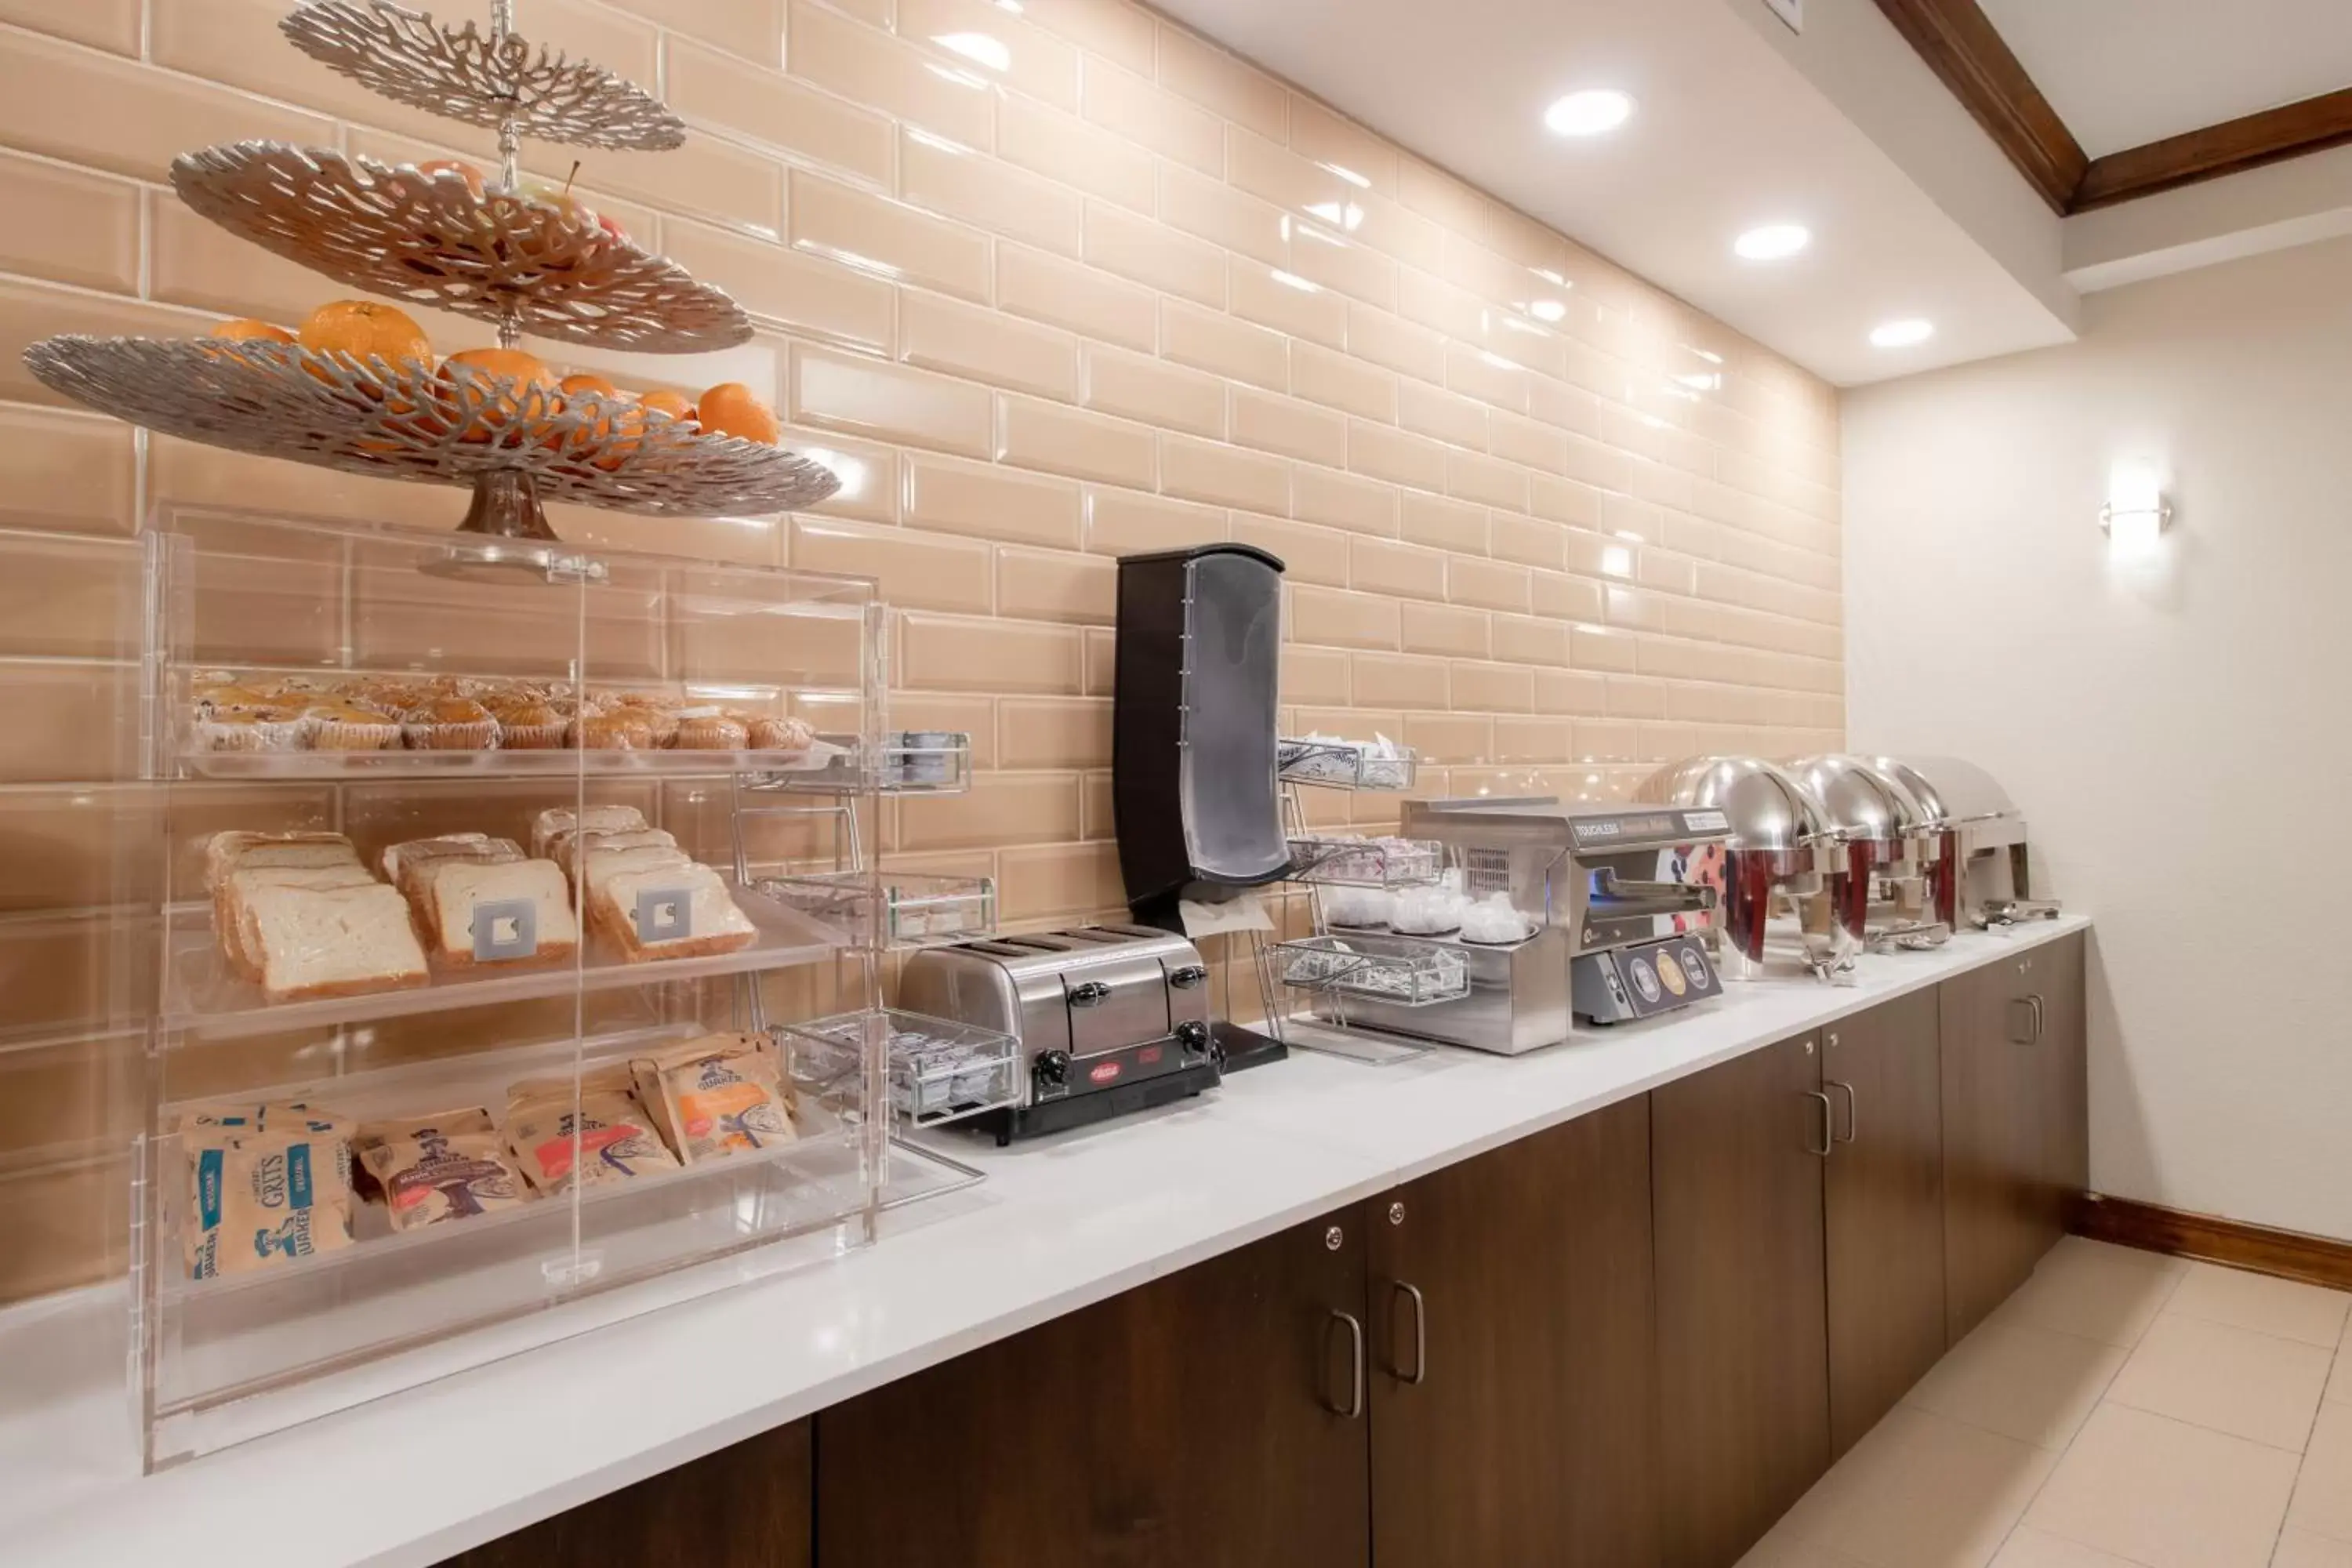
[898, 924, 1221, 1143]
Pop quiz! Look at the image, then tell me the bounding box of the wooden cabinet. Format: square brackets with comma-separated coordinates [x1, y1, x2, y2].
[436, 1419, 812, 1568]
[1822, 989, 1947, 1457]
[1652, 1032, 1833, 1568]
[814, 1211, 1371, 1568]
[1366, 1094, 1658, 1568]
[1942, 936, 2089, 1341]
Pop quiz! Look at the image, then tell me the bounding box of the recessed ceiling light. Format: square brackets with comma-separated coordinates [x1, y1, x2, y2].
[1544, 89, 1635, 138]
[1870, 318, 1935, 348]
[1733, 223, 1811, 261]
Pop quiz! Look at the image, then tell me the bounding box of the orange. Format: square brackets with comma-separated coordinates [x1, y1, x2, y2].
[437, 347, 558, 444]
[637, 389, 696, 427]
[208, 318, 295, 347]
[299, 300, 432, 369]
[554, 373, 621, 457]
[591, 405, 648, 472]
[416, 158, 486, 199]
[696, 382, 779, 445]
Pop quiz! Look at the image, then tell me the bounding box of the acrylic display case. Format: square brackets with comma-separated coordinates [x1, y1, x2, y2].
[132, 506, 911, 1467]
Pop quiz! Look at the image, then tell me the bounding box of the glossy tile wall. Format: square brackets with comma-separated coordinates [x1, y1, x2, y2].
[0, 0, 1842, 1304]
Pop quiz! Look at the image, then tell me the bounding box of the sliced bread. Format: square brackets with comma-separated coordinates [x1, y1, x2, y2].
[426, 858, 579, 967]
[244, 881, 430, 1003]
[217, 863, 379, 981]
[202, 830, 358, 892]
[593, 862, 757, 963]
[530, 804, 648, 859]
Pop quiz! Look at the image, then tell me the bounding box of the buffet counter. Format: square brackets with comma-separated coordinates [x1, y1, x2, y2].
[0, 916, 2091, 1568]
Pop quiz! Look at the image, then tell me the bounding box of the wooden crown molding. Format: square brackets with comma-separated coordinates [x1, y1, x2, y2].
[2071, 1192, 2352, 1293]
[2075, 85, 2352, 209]
[1869, 0, 2086, 213]
[1875, 0, 2352, 213]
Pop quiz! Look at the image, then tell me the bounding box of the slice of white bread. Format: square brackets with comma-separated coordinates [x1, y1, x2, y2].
[202, 831, 358, 892]
[218, 864, 379, 982]
[550, 826, 676, 877]
[384, 837, 524, 901]
[579, 842, 693, 902]
[427, 858, 579, 967]
[593, 862, 757, 963]
[530, 804, 648, 859]
[244, 881, 430, 1003]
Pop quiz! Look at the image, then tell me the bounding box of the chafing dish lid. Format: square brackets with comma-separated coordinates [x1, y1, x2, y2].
[1403, 796, 1737, 849]
[1882, 756, 2018, 825]
[1635, 757, 1830, 852]
[1786, 754, 1935, 844]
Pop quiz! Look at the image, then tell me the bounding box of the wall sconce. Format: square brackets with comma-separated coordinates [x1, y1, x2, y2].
[2102, 464, 2172, 555]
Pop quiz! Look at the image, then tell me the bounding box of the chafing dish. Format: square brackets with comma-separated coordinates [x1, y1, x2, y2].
[898, 924, 1220, 1143]
[1280, 797, 1732, 1053]
[1875, 756, 2060, 929]
[1787, 754, 1951, 950]
[1637, 757, 1857, 981]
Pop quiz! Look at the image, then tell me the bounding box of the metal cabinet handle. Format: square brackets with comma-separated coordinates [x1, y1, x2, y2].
[2028, 993, 2045, 1042]
[1827, 1079, 1858, 1145]
[1325, 1310, 1367, 1418]
[1804, 1090, 1835, 1158]
[1389, 1281, 1428, 1385]
[2007, 997, 2038, 1044]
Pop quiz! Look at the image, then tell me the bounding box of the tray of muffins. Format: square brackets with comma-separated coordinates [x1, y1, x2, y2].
[178, 670, 847, 778]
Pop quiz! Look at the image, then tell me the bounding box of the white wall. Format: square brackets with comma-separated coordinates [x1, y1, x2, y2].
[1843, 235, 2352, 1242]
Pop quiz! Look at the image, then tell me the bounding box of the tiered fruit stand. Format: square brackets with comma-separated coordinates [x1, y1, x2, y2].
[26, 0, 1012, 1469]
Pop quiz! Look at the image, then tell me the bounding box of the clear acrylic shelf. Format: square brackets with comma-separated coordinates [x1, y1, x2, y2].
[747, 731, 975, 796]
[162, 877, 844, 1042]
[179, 741, 847, 782]
[1277, 934, 1472, 1007]
[1278, 737, 1420, 791]
[783, 1009, 1022, 1130]
[760, 870, 997, 951]
[1286, 835, 1444, 888]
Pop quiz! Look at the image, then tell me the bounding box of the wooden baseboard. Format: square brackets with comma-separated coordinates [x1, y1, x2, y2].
[2071, 1193, 2352, 1292]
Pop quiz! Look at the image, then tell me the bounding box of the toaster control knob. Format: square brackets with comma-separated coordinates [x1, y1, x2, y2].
[1168, 964, 1209, 989]
[1035, 1050, 1071, 1087]
[1175, 1020, 1210, 1054]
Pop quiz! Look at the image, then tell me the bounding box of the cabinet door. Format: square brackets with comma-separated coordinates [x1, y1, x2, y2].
[1653, 1033, 1831, 1568]
[1940, 956, 2044, 1340]
[437, 1419, 811, 1568]
[2030, 934, 2090, 1242]
[1367, 1094, 1658, 1568]
[1824, 990, 1947, 1457]
[814, 1212, 1371, 1568]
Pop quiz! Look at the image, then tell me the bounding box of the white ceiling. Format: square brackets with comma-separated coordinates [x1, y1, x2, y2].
[1979, 0, 2352, 159]
[1152, 0, 2073, 386]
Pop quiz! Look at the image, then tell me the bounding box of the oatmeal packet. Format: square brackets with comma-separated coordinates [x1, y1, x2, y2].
[630, 1033, 797, 1165]
[502, 1069, 679, 1196]
[353, 1107, 531, 1232]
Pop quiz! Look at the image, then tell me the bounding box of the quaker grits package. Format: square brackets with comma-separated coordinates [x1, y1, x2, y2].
[353, 1108, 531, 1232]
[630, 1033, 797, 1166]
[502, 1069, 679, 1196]
[180, 1104, 357, 1279]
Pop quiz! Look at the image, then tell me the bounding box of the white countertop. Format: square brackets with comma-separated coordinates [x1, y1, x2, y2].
[0, 917, 2089, 1568]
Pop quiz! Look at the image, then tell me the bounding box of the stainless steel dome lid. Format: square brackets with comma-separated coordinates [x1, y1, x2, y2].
[1785, 754, 1936, 845]
[1878, 756, 2017, 826]
[1634, 757, 1831, 852]
[1863, 757, 1954, 829]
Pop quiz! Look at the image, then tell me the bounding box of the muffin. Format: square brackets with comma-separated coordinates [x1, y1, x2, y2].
[305, 700, 401, 751]
[194, 682, 272, 715]
[197, 706, 309, 753]
[672, 713, 749, 750]
[488, 699, 567, 750]
[746, 715, 815, 752]
[572, 710, 655, 750]
[401, 696, 499, 750]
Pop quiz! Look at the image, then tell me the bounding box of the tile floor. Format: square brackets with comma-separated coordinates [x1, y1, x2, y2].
[1740, 1238, 2352, 1568]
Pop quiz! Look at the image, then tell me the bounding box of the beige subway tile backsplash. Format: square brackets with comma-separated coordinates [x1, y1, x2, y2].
[0, 0, 1838, 1307]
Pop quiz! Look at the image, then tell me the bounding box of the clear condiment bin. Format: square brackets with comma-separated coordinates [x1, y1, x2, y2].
[131, 505, 903, 1469]
[1276, 933, 1473, 1007]
[759, 870, 997, 950]
[1277, 736, 1420, 791]
[1286, 835, 1445, 887]
[782, 1008, 1022, 1128]
[749, 731, 975, 796]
